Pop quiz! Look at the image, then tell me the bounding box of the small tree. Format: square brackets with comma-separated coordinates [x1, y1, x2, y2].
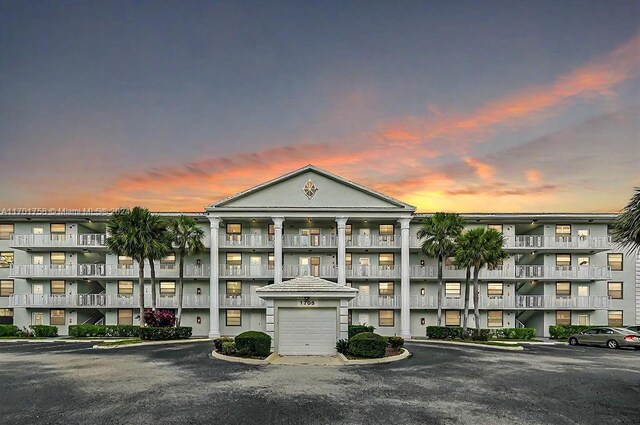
[143, 215, 172, 311]
[455, 231, 475, 333]
[417, 213, 465, 326]
[613, 188, 640, 252]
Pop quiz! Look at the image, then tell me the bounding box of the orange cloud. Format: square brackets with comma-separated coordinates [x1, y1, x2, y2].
[463, 157, 496, 181]
[525, 169, 542, 183]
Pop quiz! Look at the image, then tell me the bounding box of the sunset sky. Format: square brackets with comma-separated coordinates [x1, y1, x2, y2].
[1, 1, 639, 212]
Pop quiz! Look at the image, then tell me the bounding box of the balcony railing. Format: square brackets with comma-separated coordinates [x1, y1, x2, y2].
[504, 235, 612, 250]
[283, 234, 337, 248]
[8, 293, 210, 308]
[409, 265, 512, 279]
[283, 265, 337, 278]
[219, 294, 266, 308]
[514, 265, 611, 280]
[410, 295, 610, 309]
[347, 235, 399, 248]
[348, 295, 400, 308]
[9, 264, 210, 278]
[219, 264, 274, 278]
[219, 234, 273, 248]
[346, 265, 400, 278]
[10, 234, 108, 248]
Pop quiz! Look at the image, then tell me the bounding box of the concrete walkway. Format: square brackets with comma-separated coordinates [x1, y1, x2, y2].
[269, 355, 343, 366]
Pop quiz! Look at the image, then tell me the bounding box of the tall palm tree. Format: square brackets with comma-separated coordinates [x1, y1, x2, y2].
[462, 228, 509, 331]
[613, 188, 640, 252]
[417, 213, 465, 326]
[454, 231, 475, 333]
[168, 215, 206, 327]
[106, 207, 159, 326]
[143, 215, 172, 311]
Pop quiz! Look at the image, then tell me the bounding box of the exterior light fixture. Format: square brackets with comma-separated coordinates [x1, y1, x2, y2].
[420, 259, 425, 266]
[420, 288, 425, 296]
[420, 318, 425, 325]
[196, 317, 202, 324]
[197, 288, 201, 295]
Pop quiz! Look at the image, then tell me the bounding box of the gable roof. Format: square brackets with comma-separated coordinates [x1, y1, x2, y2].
[255, 276, 358, 293]
[209, 164, 415, 210]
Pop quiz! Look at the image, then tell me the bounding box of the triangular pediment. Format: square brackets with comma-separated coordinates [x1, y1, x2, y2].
[209, 165, 414, 210]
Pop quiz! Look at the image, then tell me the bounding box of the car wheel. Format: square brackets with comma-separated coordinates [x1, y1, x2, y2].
[606, 339, 619, 349]
[568, 337, 579, 346]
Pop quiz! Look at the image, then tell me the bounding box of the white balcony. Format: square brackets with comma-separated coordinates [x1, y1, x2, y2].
[346, 265, 400, 278]
[504, 235, 612, 251]
[219, 234, 273, 249]
[347, 235, 399, 248]
[219, 294, 266, 308]
[410, 265, 513, 279]
[515, 295, 610, 309]
[10, 234, 108, 249]
[283, 265, 337, 278]
[514, 265, 611, 280]
[9, 293, 210, 309]
[348, 295, 400, 308]
[283, 234, 337, 248]
[9, 264, 210, 279]
[219, 264, 274, 278]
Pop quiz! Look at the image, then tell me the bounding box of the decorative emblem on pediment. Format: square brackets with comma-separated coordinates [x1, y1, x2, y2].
[302, 180, 318, 199]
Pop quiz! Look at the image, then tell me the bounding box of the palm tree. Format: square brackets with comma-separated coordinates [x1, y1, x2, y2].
[454, 231, 475, 333]
[613, 188, 640, 252]
[143, 215, 172, 312]
[106, 207, 159, 326]
[417, 213, 465, 326]
[168, 215, 206, 327]
[462, 228, 509, 331]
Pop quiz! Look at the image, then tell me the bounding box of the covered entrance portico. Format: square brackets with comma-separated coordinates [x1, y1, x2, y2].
[256, 276, 357, 355]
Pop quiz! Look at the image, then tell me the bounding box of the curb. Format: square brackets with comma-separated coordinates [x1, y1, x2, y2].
[407, 339, 524, 351]
[93, 338, 212, 350]
[211, 350, 278, 365]
[338, 348, 412, 365]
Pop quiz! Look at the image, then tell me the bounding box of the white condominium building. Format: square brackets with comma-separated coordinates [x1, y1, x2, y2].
[0, 166, 637, 354]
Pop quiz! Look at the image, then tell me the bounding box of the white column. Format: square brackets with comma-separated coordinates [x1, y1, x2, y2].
[272, 217, 285, 284]
[336, 217, 348, 286]
[399, 217, 412, 338]
[208, 217, 221, 338]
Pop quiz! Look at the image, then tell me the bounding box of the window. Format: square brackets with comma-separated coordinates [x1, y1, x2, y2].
[118, 256, 133, 268]
[345, 253, 352, 268]
[310, 257, 320, 277]
[51, 223, 66, 234]
[160, 281, 176, 296]
[379, 282, 394, 296]
[268, 224, 275, 241]
[577, 229, 589, 238]
[226, 224, 242, 242]
[160, 254, 176, 267]
[32, 255, 44, 265]
[226, 309, 241, 326]
[32, 226, 44, 235]
[32, 312, 44, 325]
[359, 257, 370, 266]
[487, 310, 503, 327]
[50, 309, 65, 326]
[0, 224, 14, 240]
[50, 280, 65, 295]
[556, 282, 571, 296]
[118, 309, 133, 325]
[578, 314, 590, 326]
[555, 225, 571, 236]
[577, 285, 589, 297]
[607, 253, 623, 271]
[487, 224, 503, 233]
[556, 254, 571, 268]
[226, 281, 242, 296]
[379, 224, 394, 242]
[50, 252, 66, 266]
[578, 257, 589, 266]
[608, 311, 623, 327]
[268, 253, 275, 269]
[556, 311, 571, 326]
[378, 310, 394, 327]
[445, 282, 461, 298]
[378, 253, 394, 267]
[445, 310, 461, 327]
[226, 253, 242, 266]
[608, 282, 622, 299]
[118, 281, 133, 296]
[0, 308, 13, 325]
[0, 280, 14, 296]
[345, 224, 352, 242]
[0, 252, 13, 268]
[487, 282, 503, 297]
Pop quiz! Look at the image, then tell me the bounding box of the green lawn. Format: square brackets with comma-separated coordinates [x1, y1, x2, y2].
[97, 338, 143, 347]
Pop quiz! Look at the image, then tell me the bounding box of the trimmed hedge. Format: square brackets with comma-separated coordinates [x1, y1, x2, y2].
[426, 326, 465, 339]
[471, 329, 490, 341]
[549, 325, 599, 339]
[348, 332, 386, 358]
[69, 325, 140, 338]
[492, 328, 536, 340]
[213, 337, 234, 352]
[348, 324, 375, 339]
[235, 331, 271, 357]
[30, 325, 58, 337]
[387, 336, 405, 351]
[427, 326, 537, 341]
[0, 325, 20, 337]
[139, 326, 192, 341]
[221, 341, 236, 356]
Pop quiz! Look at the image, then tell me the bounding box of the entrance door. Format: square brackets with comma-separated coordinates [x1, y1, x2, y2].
[250, 256, 262, 276]
[278, 308, 337, 355]
[299, 257, 310, 276]
[32, 312, 44, 326]
[32, 284, 44, 306]
[359, 285, 370, 306]
[359, 228, 371, 247]
[250, 311, 265, 331]
[310, 257, 320, 277]
[359, 313, 370, 326]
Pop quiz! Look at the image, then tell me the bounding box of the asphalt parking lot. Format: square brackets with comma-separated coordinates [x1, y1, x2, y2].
[0, 341, 638, 425]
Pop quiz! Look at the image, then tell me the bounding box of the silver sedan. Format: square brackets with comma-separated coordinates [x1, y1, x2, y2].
[568, 327, 640, 349]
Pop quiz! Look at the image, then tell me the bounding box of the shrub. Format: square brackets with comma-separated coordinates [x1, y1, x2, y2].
[491, 328, 536, 340]
[549, 325, 595, 339]
[387, 336, 405, 351]
[235, 331, 271, 357]
[139, 326, 192, 340]
[17, 327, 34, 337]
[0, 325, 20, 337]
[213, 337, 234, 352]
[426, 326, 464, 339]
[348, 324, 375, 339]
[30, 325, 58, 337]
[336, 339, 349, 354]
[348, 332, 386, 358]
[221, 341, 237, 356]
[144, 310, 176, 327]
[470, 329, 490, 341]
[68, 325, 140, 338]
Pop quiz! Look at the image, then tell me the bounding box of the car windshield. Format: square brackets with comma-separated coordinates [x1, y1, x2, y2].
[613, 328, 637, 335]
